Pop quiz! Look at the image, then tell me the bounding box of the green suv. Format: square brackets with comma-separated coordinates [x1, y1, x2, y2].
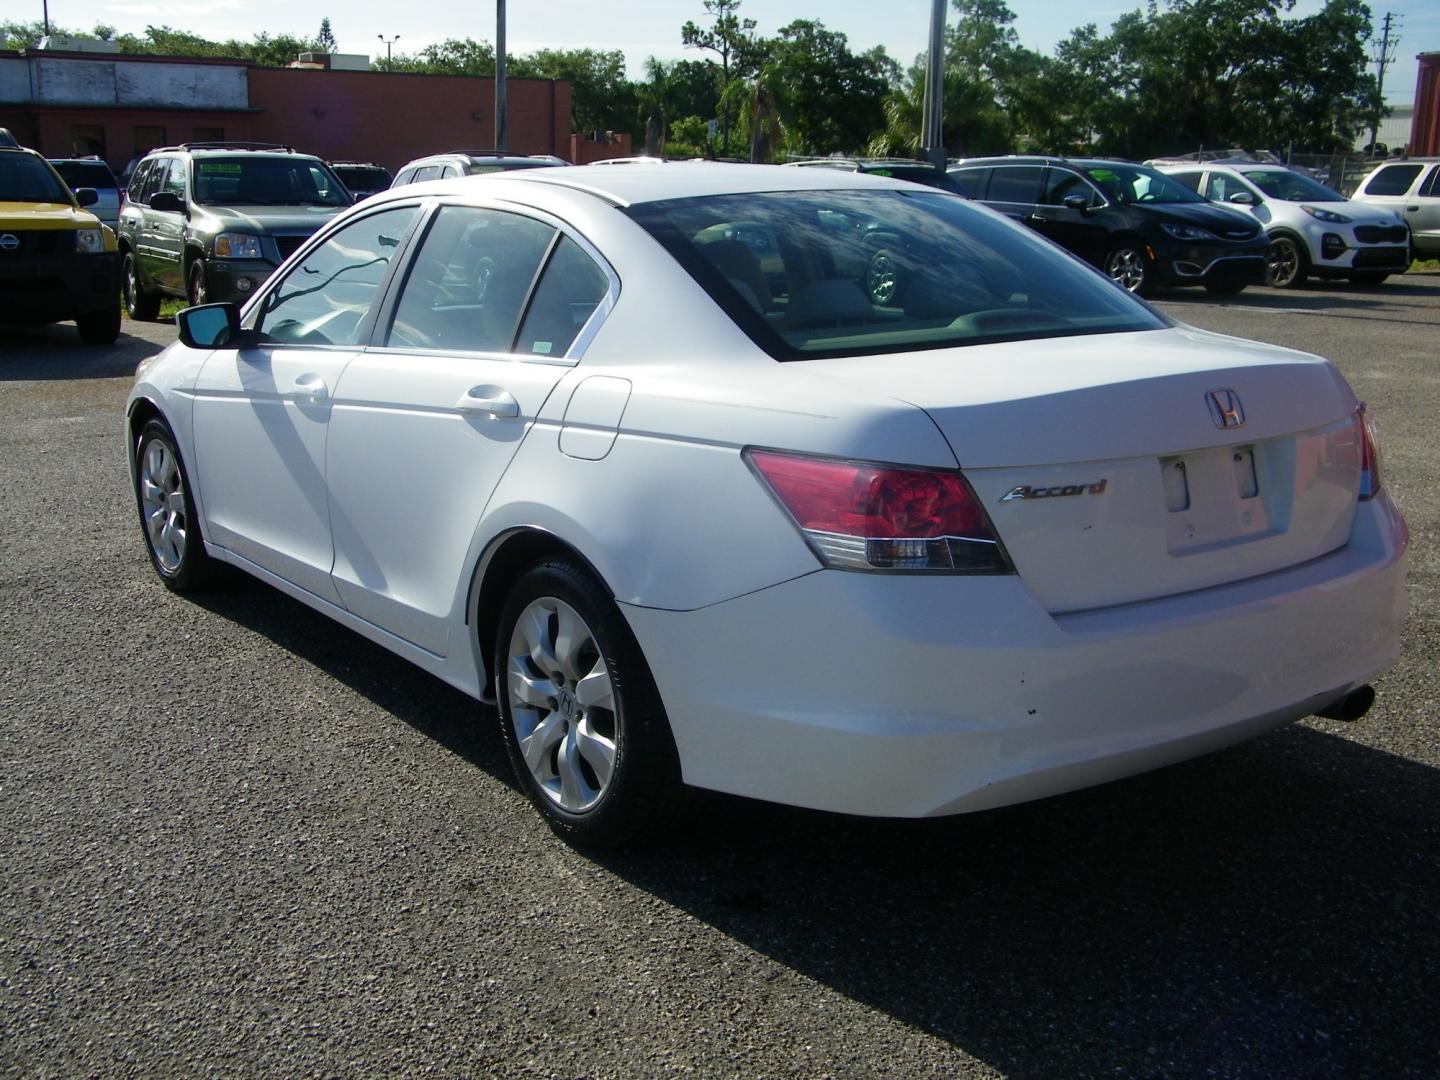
[0, 144, 121, 344]
[117, 142, 352, 317]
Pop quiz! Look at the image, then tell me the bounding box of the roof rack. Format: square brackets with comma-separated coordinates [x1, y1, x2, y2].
[176, 141, 295, 153]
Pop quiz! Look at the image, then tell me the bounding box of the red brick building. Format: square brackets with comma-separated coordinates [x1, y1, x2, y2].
[0, 49, 626, 173]
[1412, 52, 1440, 157]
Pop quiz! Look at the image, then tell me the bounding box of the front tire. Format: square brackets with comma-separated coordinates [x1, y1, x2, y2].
[76, 305, 121, 344]
[123, 251, 161, 320]
[1104, 243, 1154, 296]
[495, 558, 684, 847]
[134, 419, 216, 592]
[186, 259, 208, 307]
[1265, 235, 1309, 288]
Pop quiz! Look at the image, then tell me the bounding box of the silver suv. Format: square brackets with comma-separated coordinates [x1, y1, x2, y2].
[391, 151, 565, 186]
[1350, 159, 1440, 259]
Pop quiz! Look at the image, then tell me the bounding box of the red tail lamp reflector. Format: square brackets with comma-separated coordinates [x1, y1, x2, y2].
[746, 449, 1011, 573]
[1357, 404, 1381, 500]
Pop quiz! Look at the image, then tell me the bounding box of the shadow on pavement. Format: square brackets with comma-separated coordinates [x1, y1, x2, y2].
[0, 323, 169, 381]
[192, 573, 1439, 1078]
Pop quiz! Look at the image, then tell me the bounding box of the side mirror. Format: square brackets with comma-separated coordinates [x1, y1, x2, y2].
[74, 187, 99, 207]
[149, 191, 185, 214]
[177, 302, 242, 349]
[1062, 193, 1091, 212]
[1228, 191, 1256, 206]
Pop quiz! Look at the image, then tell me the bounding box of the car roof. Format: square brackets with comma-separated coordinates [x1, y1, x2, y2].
[394, 162, 921, 207]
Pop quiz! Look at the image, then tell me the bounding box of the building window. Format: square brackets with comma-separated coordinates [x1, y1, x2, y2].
[192, 127, 224, 143]
[71, 124, 105, 158]
[134, 126, 167, 157]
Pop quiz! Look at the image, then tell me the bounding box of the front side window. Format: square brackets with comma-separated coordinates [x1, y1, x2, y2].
[386, 206, 554, 353]
[0, 154, 71, 203]
[259, 205, 421, 347]
[1203, 172, 1244, 202]
[1083, 164, 1206, 205]
[1362, 164, 1423, 197]
[1041, 167, 1101, 206]
[1423, 166, 1440, 198]
[192, 157, 350, 207]
[162, 158, 187, 199]
[1168, 171, 1203, 193]
[1241, 169, 1345, 202]
[627, 189, 1167, 361]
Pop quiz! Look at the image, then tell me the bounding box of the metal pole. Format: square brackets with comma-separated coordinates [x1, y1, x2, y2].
[377, 35, 400, 66]
[1368, 12, 1398, 152]
[920, 0, 946, 168]
[495, 0, 508, 152]
[43, 0, 51, 37]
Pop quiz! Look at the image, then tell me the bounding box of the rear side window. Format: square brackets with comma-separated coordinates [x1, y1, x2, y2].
[260, 205, 421, 346]
[387, 206, 554, 353]
[1363, 164, 1423, 197]
[515, 236, 610, 357]
[947, 168, 989, 199]
[627, 189, 1166, 362]
[986, 166, 1042, 204]
[411, 165, 442, 183]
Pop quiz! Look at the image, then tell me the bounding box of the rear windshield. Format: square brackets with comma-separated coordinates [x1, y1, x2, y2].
[626, 189, 1166, 361]
[192, 157, 350, 207]
[49, 161, 118, 190]
[1082, 163, 1206, 205]
[1240, 169, 1344, 202]
[333, 165, 392, 190]
[0, 155, 71, 203]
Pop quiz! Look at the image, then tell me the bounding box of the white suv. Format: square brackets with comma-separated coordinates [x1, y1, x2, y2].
[1350, 159, 1440, 260]
[1153, 163, 1411, 287]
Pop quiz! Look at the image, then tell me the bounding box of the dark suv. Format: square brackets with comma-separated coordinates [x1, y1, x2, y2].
[948, 156, 1268, 296]
[786, 157, 968, 194]
[117, 142, 352, 316]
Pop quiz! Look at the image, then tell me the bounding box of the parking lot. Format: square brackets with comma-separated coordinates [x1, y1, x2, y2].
[2, 274, 1437, 1078]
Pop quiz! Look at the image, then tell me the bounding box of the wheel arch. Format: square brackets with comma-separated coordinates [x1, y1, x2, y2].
[467, 527, 615, 701]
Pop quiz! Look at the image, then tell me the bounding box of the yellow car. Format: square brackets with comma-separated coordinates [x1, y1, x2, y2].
[0, 144, 121, 344]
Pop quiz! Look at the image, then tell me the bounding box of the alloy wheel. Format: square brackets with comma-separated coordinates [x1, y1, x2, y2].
[1105, 247, 1146, 292]
[1266, 238, 1302, 287]
[139, 437, 188, 573]
[506, 597, 618, 814]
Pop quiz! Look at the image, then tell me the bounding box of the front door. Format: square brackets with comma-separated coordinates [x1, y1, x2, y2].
[326, 204, 614, 655]
[190, 203, 423, 602]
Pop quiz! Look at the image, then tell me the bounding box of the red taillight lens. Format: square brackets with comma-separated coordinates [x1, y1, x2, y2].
[746, 449, 1011, 572]
[1357, 404, 1381, 500]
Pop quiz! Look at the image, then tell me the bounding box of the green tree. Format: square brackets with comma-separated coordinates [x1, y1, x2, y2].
[317, 17, 337, 54]
[758, 20, 895, 157]
[510, 49, 636, 136]
[681, 0, 761, 155]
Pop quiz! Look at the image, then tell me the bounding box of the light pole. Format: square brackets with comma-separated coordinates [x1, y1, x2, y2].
[495, 0, 507, 151]
[377, 34, 400, 66]
[920, 0, 946, 169]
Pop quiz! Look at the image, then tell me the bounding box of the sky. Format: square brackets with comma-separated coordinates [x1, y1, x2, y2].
[25, 0, 1437, 104]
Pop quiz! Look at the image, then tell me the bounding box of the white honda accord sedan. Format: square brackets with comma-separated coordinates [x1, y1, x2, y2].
[127, 163, 1408, 845]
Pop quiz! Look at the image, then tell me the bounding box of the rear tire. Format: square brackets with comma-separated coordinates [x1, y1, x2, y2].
[1265, 235, 1308, 288]
[134, 419, 216, 592]
[495, 558, 685, 848]
[123, 251, 161, 320]
[76, 305, 121, 344]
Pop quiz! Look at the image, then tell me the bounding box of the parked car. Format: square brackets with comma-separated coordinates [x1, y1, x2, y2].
[786, 157, 969, 194]
[329, 161, 393, 200]
[1152, 162, 1412, 287]
[1350, 158, 1440, 259]
[391, 151, 565, 186]
[127, 164, 1406, 846]
[47, 156, 121, 229]
[947, 156, 1267, 296]
[0, 144, 120, 343]
[117, 141, 352, 316]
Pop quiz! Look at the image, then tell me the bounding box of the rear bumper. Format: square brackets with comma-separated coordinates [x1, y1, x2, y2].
[623, 493, 1407, 818]
[0, 252, 119, 324]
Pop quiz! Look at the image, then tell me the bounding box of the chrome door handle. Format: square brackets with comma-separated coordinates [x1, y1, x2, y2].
[456, 386, 519, 419]
[285, 373, 329, 402]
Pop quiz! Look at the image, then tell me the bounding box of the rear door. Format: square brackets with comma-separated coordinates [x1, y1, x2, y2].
[982, 165, 1044, 224]
[325, 202, 615, 655]
[190, 203, 423, 601]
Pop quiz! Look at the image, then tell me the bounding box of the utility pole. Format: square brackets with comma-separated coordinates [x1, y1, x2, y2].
[495, 0, 508, 152]
[1367, 12, 1401, 152]
[920, 0, 946, 168]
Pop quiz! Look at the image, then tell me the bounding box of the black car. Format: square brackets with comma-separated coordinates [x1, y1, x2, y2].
[948, 157, 1268, 296]
[787, 157, 969, 195]
[117, 142, 353, 315]
[329, 161, 393, 200]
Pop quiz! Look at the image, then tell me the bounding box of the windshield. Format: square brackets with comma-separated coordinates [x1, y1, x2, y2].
[626, 189, 1166, 361]
[1083, 164, 1206, 205]
[49, 161, 117, 190]
[333, 165, 391, 191]
[1239, 169, 1345, 202]
[192, 157, 350, 206]
[0, 155, 72, 203]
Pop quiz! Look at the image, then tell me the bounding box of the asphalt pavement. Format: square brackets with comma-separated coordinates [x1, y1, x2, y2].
[1, 276, 1437, 1078]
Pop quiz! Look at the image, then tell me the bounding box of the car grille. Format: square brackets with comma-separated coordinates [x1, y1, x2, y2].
[1354, 224, 1407, 244]
[274, 234, 313, 261]
[0, 231, 67, 256]
[1352, 248, 1410, 269]
[1219, 227, 1259, 240]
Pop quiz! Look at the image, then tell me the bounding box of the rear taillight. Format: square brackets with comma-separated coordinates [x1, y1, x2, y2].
[1356, 404, 1381, 500]
[745, 449, 1012, 573]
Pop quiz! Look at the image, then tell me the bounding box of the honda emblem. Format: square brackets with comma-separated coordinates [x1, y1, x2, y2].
[1206, 389, 1245, 429]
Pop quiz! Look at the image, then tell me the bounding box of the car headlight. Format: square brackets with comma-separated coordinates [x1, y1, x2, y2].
[1160, 223, 1214, 240]
[213, 232, 263, 258]
[1301, 205, 1352, 224]
[74, 227, 104, 254]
